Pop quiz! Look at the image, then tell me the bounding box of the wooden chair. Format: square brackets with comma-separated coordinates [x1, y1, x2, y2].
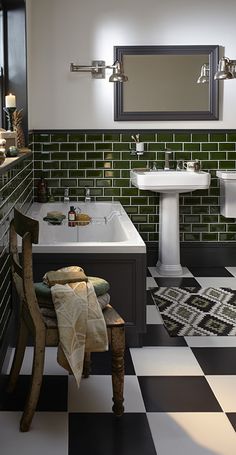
[8, 207, 125, 432]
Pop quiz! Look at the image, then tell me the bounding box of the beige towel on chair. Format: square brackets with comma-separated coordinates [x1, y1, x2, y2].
[50, 280, 108, 387]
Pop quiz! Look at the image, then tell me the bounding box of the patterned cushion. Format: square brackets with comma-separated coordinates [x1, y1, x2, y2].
[35, 276, 110, 306]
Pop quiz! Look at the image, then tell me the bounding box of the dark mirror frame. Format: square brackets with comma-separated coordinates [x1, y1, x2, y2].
[114, 45, 219, 121]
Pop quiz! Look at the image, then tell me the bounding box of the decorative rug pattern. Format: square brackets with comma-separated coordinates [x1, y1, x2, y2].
[150, 287, 236, 336]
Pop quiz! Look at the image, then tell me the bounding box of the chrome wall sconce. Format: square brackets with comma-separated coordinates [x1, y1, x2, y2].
[70, 59, 128, 82]
[214, 57, 236, 80]
[197, 64, 209, 84]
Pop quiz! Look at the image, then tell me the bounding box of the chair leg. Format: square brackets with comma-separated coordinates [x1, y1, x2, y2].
[7, 318, 28, 393]
[83, 351, 91, 378]
[20, 336, 46, 432]
[110, 325, 125, 416]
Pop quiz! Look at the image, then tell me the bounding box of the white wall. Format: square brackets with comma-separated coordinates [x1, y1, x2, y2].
[26, 0, 236, 130]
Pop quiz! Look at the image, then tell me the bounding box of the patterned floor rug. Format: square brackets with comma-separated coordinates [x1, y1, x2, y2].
[150, 286, 236, 336]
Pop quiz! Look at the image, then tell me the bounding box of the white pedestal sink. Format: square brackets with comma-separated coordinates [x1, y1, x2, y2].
[130, 169, 211, 276]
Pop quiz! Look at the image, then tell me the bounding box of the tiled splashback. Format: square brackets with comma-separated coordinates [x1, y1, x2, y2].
[29, 130, 236, 243]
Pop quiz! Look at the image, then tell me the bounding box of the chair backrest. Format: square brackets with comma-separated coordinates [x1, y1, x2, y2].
[10, 207, 45, 331]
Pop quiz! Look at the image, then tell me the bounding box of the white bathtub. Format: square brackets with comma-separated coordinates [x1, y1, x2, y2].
[26, 201, 146, 254]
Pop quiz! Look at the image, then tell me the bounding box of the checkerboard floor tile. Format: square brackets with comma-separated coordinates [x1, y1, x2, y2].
[1, 266, 236, 454]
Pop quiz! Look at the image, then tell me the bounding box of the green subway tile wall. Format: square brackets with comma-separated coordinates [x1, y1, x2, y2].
[0, 155, 33, 350]
[29, 130, 236, 243]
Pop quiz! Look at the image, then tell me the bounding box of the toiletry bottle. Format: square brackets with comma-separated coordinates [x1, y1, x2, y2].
[68, 206, 76, 227]
[37, 176, 48, 203]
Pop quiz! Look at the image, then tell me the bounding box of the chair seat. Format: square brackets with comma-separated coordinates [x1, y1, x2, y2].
[35, 276, 110, 307]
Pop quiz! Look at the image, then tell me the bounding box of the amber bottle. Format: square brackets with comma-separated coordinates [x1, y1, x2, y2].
[37, 177, 48, 203]
[68, 206, 76, 227]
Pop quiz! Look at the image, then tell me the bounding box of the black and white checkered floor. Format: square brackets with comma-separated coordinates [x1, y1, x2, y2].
[1, 266, 236, 454]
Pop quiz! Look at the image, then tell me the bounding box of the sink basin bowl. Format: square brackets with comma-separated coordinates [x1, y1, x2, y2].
[130, 169, 211, 193]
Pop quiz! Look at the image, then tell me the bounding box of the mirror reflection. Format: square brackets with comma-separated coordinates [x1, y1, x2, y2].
[114, 45, 219, 121]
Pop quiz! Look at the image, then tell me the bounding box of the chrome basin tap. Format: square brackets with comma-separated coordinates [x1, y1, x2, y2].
[164, 148, 172, 171]
[85, 188, 91, 202]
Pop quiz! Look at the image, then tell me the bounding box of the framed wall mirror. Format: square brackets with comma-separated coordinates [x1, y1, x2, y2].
[114, 45, 219, 121]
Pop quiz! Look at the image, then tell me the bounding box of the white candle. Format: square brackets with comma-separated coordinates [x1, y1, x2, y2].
[5, 93, 16, 108]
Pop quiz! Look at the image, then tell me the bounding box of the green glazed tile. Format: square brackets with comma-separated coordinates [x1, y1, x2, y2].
[202, 143, 218, 151]
[78, 161, 94, 169]
[131, 160, 147, 168]
[69, 152, 86, 160]
[166, 143, 183, 151]
[69, 170, 85, 178]
[86, 152, 103, 160]
[96, 197, 112, 202]
[218, 161, 236, 169]
[91, 188, 103, 196]
[104, 188, 121, 196]
[114, 197, 130, 205]
[34, 161, 42, 170]
[104, 152, 121, 160]
[209, 188, 220, 196]
[149, 215, 159, 223]
[87, 170, 104, 178]
[122, 152, 133, 160]
[210, 133, 226, 142]
[192, 133, 209, 142]
[61, 161, 77, 169]
[51, 170, 68, 178]
[209, 206, 220, 214]
[201, 161, 218, 169]
[33, 143, 42, 151]
[202, 233, 218, 241]
[220, 233, 236, 241]
[61, 178, 77, 187]
[96, 179, 112, 187]
[122, 188, 139, 196]
[210, 224, 226, 232]
[105, 170, 120, 178]
[184, 143, 200, 152]
[43, 143, 59, 152]
[210, 152, 226, 160]
[104, 133, 120, 142]
[227, 133, 236, 142]
[144, 152, 157, 160]
[202, 197, 218, 205]
[96, 143, 112, 151]
[60, 143, 77, 151]
[139, 133, 155, 142]
[157, 133, 173, 142]
[139, 223, 156, 232]
[86, 134, 103, 142]
[192, 152, 209, 160]
[51, 152, 68, 160]
[131, 196, 149, 205]
[174, 152, 192, 160]
[175, 133, 191, 142]
[51, 133, 68, 142]
[227, 224, 236, 232]
[180, 224, 191, 232]
[140, 206, 156, 214]
[183, 197, 201, 205]
[131, 215, 148, 223]
[219, 215, 235, 223]
[149, 233, 159, 241]
[192, 224, 209, 232]
[184, 233, 201, 241]
[121, 133, 134, 142]
[113, 179, 130, 187]
[33, 133, 50, 142]
[43, 161, 59, 169]
[179, 206, 191, 214]
[219, 143, 235, 151]
[113, 161, 129, 169]
[202, 215, 218, 223]
[184, 215, 201, 223]
[69, 133, 85, 142]
[78, 179, 94, 187]
[124, 206, 138, 214]
[227, 152, 236, 160]
[78, 143, 94, 151]
[113, 143, 130, 151]
[141, 232, 149, 241]
[95, 161, 112, 169]
[148, 143, 166, 151]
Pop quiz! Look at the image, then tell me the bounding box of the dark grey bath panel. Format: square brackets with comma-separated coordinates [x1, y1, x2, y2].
[33, 252, 147, 347]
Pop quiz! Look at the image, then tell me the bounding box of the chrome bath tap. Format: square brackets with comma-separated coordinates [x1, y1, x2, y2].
[64, 188, 70, 202]
[85, 188, 91, 202]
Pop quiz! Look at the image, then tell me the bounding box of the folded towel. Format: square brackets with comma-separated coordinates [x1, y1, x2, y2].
[44, 266, 88, 286]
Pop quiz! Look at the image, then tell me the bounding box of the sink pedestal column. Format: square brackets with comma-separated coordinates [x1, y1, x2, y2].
[156, 192, 183, 276]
